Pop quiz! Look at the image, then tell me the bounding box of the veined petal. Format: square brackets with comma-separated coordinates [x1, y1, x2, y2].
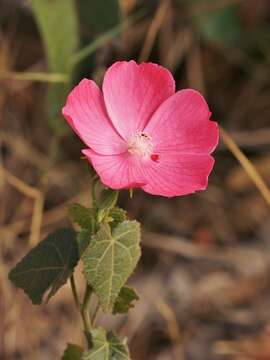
[62, 79, 126, 155]
[141, 153, 215, 197]
[145, 89, 219, 155]
[82, 149, 147, 190]
[102, 61, 175, 139]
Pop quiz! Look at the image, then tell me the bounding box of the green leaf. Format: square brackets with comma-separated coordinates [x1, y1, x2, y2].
[77, 229, 92, 256]
[68, 203, 94, 256]
[108, 207, 127, 229]
[83, 328, 130, 360]
[62, 343, 84, 360]
[97, 190, 118, 222]
[113, 286, 139, 315]
[83, 221, 141, 312]
[30, 0, 79, 133]
[9, 228, 79, 305]
[68, 203, 94, 230]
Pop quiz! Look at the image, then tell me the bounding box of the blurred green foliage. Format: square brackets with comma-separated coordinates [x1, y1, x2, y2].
[30, 0, 125, 135]
[78, 0, 122, 35]
[191, 0, 270, 57]
[194, 3, 243, 47]
[31, 0, 78, 73]
[31, 0, 79, 134]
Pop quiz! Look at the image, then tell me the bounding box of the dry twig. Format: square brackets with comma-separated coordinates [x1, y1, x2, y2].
[139, 0, 170, 62]
[3, 169, 44, 245]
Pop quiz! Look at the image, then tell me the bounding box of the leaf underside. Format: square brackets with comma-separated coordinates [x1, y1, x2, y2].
[83, 221, 141, 312]
[9, 228, 79, 304]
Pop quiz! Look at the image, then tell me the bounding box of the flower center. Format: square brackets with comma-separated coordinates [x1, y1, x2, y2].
[127, 132, 154, 159]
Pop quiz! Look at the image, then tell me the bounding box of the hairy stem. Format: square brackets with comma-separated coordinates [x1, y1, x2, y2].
[91, 175, 99, 209]
[80, 284, 93, 347]
[70, 274, 80, 309]
[91, 303, 101, 326]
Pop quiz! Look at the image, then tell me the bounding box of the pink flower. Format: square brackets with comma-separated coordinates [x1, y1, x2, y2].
[62, 61, 218, 197]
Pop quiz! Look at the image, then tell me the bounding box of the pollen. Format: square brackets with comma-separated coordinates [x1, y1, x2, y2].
[127, 132, 154, 159]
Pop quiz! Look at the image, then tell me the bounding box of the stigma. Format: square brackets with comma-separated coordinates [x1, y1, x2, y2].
[127, 132, 154, 159]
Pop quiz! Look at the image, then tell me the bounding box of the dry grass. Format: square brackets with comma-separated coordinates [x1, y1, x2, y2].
[1, 1, 270, 359]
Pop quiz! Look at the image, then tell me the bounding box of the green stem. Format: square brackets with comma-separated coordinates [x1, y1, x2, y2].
[91, 303, 101, 327]
[80, 284, 93, 347]
[91, 176, 99, 209]
[70, 274, 80, 309]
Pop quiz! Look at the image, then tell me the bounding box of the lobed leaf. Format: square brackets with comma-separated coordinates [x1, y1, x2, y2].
[83, 328, 130, 360]
[113, 286, 139, 315]
[9, 228, 79, 305]
[109, 207, 127, 229]
[83, 221, 141, 312]
[97, 189, 118, 222]
[77, 228, 92, 256]
[62, 343, 84, 360]
[68, 203, 94, 230]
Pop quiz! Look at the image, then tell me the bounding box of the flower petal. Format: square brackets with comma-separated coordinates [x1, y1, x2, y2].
[145, 89, 219, 154]
[82, 149, 147, 190]
[102, 61, 175, 139]
[141, 153, 215, 197]
[62, 79, 126, 155]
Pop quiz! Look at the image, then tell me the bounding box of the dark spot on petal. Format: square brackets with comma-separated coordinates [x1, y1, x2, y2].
[151, 154, 159, 162]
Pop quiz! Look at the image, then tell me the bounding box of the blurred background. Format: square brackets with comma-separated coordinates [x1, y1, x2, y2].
[1, 0, 270, 359]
